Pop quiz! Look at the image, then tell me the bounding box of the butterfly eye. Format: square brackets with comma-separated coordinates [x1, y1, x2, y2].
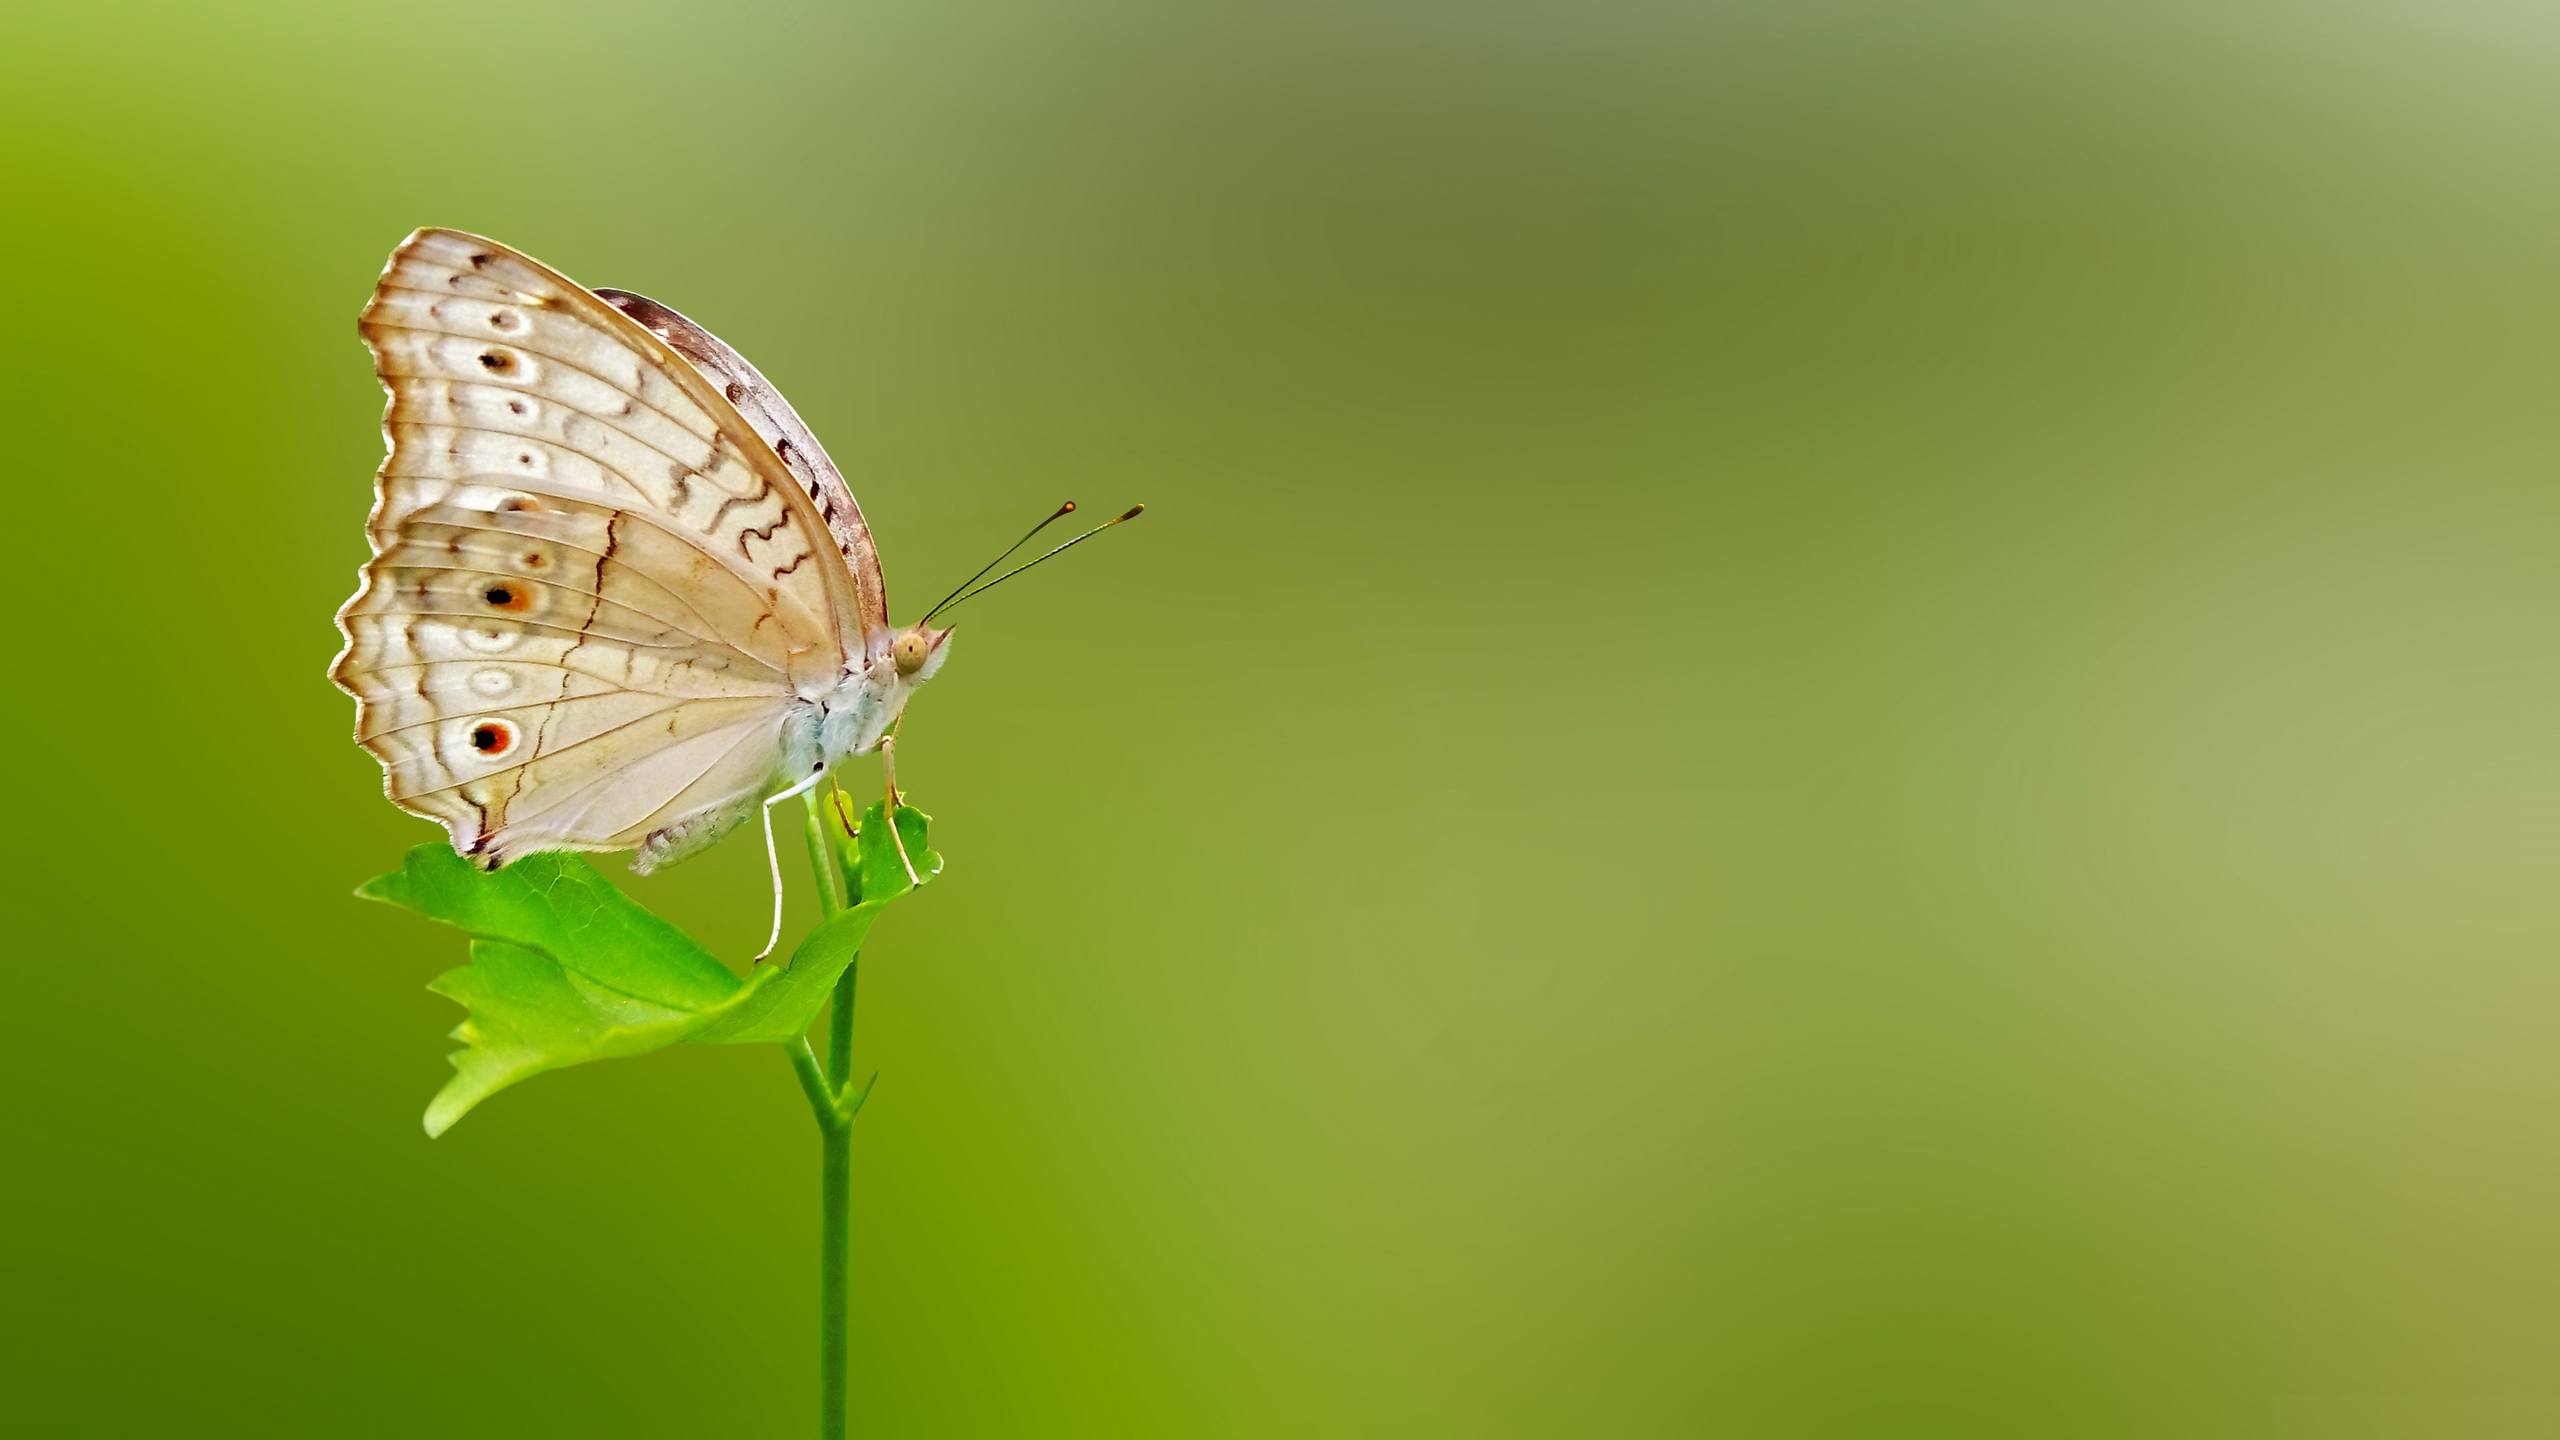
[892, 632, 929, 675]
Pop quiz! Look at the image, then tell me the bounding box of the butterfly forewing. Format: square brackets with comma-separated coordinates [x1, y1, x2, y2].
[595, 287, 891, 659]
[333, 228, 866, 868]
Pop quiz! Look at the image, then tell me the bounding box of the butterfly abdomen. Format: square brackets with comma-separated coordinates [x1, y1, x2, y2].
[632, 794, 760, 876]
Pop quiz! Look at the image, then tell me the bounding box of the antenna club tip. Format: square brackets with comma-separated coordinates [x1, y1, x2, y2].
[1059, 500, 1077, 514]
[1120, 504, 1146, 521]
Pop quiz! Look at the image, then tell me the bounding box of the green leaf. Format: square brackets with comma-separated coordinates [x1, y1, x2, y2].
[358, 847, 740, 1011]
[359, 801, 939, 1135]
[697, 802, 941, 1047]
[855, 803, 941, 906]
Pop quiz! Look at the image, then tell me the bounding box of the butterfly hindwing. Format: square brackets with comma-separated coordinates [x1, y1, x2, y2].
[332, 229, 864, 868]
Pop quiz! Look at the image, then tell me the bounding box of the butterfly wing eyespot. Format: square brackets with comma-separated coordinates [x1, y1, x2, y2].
[460, 622, 520, 654]
[467, 576, 543, 616]
[468, 720, 517, 755]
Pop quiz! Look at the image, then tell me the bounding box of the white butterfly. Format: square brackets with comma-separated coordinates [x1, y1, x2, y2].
[332, 229, 1134, 954]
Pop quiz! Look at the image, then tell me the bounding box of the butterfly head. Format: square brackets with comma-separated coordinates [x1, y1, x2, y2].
[890, 623, 953, 683]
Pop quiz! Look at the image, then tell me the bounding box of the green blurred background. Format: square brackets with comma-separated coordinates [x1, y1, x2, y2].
[6, 1, 2557, 1434]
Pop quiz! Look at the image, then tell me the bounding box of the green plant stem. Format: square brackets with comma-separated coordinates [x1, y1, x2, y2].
[801, 790, 858, 1440]
[804, 791, 850, 914]
[819, 963, 855, 1440]
[791, 1038, 834, 1122]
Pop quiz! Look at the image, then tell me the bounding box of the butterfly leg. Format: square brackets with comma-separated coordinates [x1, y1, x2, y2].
[877, 733, 923, 888]
[879, 715, 906, 809]
[754, 763, 832, 963]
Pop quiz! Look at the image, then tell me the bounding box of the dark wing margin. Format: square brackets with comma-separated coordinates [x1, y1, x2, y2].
[595, 288, 892, 657]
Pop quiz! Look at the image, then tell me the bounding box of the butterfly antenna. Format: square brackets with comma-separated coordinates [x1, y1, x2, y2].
[920, 501, 1078, 623]
[927, 505, 1145, 617]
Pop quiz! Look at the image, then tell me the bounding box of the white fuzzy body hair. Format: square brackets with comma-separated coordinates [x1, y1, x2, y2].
[781, 631, 954, 778]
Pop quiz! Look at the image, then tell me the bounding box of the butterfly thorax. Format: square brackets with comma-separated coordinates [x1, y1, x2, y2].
[800, 627, 951, 773]
[806, 667, 899, 771]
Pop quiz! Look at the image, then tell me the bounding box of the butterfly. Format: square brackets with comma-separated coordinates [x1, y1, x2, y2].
[331, 229, 1138, 955]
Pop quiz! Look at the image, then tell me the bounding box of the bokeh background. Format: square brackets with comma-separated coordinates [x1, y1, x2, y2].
[6, 1, 2558, 1434]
